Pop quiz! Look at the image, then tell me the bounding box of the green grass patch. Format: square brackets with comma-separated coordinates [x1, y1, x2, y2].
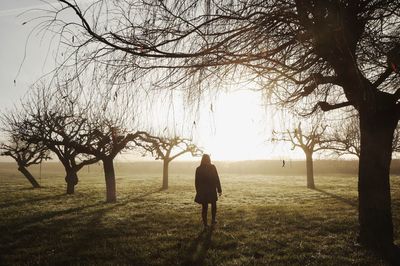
[0, 163, 399, 265]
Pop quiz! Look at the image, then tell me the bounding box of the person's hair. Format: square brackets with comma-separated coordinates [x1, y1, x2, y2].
[200, 154, 211, 165]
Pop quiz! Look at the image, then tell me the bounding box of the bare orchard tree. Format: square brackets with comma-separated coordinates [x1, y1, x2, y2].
[330, 116, 361, 158]
[65, 116, 142, 202]
[26, 113, 99, 194]
[16, 86, 99, 194]
[0, 116, 50, 188]
[0, 140, 46, 188]
[25, 82, 142, 202]
[272, 121, 332, 189]
[37, 0, 400, 257]
[331, 115, 400, 158]
[55, 83, 145, 202]
[135, 133, 202, 189]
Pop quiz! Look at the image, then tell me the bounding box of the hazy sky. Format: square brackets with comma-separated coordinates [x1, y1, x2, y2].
[0, 0, 46, 12]
[0, 0, 306, 162]
[0, 0, 57, 109]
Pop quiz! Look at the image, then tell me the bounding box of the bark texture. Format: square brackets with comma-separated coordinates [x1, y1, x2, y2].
[103, 158, 117, 203]
[18, 166, 41, 188]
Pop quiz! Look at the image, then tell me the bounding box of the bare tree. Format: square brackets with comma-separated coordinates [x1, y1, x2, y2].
[135, 133, 202, 189]
[66, 84, 144, 202]
[64, 117, 143, 202]
[13, 86, 100, 194]
[27, 112, 99, 194]
[272, 121, 332, 189]
[330, 117, 361, 158]
[0, 132, 49, 188]
[36, 0, 400, 256]
[28, 83, 145, 201]
[17, 84, 143, 201]
[331, 116, 400, 158]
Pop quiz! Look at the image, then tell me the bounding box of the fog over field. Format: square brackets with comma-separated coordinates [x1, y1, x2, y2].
[4, 159, 400, 178]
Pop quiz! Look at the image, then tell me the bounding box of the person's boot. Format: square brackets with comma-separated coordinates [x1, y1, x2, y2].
[211, 211, 217, 226]
[211, 219, 217, 227]
[202, 212, 208, 229]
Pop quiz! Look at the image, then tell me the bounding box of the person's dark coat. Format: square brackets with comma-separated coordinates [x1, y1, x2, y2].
[194, 163, 222, 204]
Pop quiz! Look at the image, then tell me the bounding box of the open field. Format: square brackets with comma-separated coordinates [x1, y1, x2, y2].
[0, 162, 399, 265]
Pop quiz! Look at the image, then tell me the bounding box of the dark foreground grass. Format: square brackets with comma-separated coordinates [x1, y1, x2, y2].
[0, 163, 399, 265]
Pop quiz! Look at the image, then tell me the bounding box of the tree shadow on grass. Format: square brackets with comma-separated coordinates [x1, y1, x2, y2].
[314, 188, 357, 208]
[0, 193, 66, 209]
[2, 201, 106, 231]
[3, 187, 161, 228]
[116, 187, 163, 204]
[1, 188, 164, 264]
[182, 227, 214, 266]
[56, 188, 163, 264]
[19, 187, 44, 190]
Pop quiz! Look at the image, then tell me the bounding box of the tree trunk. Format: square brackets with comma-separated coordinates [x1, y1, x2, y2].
[103, 158, 117, 203]
[305, 151, 315, 189]
[65, 170, 78, 195]
[358, 107, 397, 253]
[18, 166, 41, 188]
[162, 159, 170, 190]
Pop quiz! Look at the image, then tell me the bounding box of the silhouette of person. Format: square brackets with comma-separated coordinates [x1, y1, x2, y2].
[195, 154, 222, 228]
[282, 159, 285, 168]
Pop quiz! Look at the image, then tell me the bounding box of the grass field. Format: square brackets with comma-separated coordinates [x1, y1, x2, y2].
[0, 162, 399, 265]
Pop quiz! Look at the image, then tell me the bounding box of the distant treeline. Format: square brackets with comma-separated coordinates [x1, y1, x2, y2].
[131, 159, 400, 176]
[3, 160, 400, 177]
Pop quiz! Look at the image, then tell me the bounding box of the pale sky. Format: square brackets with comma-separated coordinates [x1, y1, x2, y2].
[0, 0, 57, 109]
[0, 0, 308, 162]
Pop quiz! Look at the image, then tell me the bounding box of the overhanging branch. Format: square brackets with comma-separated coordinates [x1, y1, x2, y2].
[305, 101, 353, 116]
[373, 67, 393, 88]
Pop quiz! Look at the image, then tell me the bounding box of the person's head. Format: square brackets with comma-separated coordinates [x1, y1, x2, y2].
[200, 154, 211, 165]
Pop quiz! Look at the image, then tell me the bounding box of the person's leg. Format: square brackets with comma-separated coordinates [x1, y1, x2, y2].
[211, 201, 217, 224]
[202, 203, 208, 227]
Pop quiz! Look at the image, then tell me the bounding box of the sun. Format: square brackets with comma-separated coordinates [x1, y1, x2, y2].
[127, 85, 305, 162]
[194, 90, 273, 161]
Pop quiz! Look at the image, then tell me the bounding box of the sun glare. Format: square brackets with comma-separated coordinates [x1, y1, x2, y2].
[195, 90, 272, 161]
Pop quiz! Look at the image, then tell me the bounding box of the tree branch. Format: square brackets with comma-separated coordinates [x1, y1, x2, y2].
[304, 101, 353, 116]
[373, 67, 393, 88]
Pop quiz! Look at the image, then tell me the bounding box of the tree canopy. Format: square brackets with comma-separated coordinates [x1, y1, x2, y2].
[38, 0, 400, 114]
